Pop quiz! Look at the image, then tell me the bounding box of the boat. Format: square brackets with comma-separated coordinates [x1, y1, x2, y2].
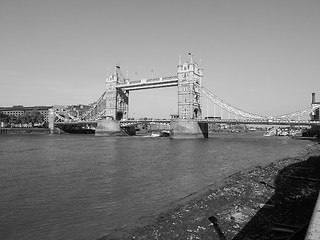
[150, 130, 170, 137]
[160, 130, 170, 137]
[151, 132, 161, 137]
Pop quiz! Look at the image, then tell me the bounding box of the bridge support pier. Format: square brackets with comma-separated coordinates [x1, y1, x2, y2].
[95, 118, 135, 136]
[48, 109, 55, 134]
[95, 118, 125, 136]
[170, 119, 208, 139]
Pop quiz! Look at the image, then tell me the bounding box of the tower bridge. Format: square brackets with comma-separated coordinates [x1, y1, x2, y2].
[84, 53, 207, 138]
[49, 53, 320, 138]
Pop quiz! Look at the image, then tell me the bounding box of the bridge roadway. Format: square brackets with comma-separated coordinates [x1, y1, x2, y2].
[120, 118, 320, 127]
[54, 119, 320, 127]
[199, 119, 320, 126]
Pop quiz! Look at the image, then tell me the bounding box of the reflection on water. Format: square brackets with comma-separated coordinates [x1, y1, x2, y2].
[0, 133, 310, 240]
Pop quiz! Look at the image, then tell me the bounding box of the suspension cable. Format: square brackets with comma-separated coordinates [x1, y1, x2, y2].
[196, 83, 266, 119]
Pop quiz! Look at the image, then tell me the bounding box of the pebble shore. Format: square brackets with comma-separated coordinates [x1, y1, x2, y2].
[99, 140, 320, 240]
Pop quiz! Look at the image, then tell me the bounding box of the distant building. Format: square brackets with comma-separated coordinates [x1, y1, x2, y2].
[170, 114, 179, 119]
[311, 108, 319, 121]
[67, 104, 91, 118]
[311, 93, 320, 121]
[0, 105, 53, 121]
[51, 104, 91, 120]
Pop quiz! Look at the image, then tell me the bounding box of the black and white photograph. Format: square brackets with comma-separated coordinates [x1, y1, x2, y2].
[1, 1, 320, 239]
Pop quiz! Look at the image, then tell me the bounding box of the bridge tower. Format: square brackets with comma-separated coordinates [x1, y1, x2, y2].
[95, 64, 132, 136]
[170, 53, 208, 138]
[177, 53, 203, 119]
[105, 64, 129, 120]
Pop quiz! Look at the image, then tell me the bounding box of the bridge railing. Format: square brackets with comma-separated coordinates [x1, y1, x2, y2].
[147, 78, 161, 83]
[128, 80, 142, 84]
[162, 76, 178, 80]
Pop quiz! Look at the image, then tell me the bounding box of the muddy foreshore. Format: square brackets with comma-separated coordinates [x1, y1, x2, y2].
[98, 140, 320, 240]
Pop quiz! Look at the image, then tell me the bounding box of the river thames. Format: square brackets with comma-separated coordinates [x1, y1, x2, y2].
[0, 132, 312, 240]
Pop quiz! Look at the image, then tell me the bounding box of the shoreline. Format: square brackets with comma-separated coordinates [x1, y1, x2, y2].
[0, 127, 49, 134]
[99, 140, 320, 240]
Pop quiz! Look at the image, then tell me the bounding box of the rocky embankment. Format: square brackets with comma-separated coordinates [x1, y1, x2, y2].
[100, 141, 320, 240]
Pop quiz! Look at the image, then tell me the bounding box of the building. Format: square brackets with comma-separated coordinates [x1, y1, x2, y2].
[67, 104, 91, 118]
[311, 93, 320, 121]
[51, 104, 91, 121]
[0, 105, 53, 121]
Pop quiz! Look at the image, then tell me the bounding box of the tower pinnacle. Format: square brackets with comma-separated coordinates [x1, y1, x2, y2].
[188, 52, 193, 63]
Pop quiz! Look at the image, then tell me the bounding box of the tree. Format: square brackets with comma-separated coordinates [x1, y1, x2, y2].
[26, 110, 44, 126]
[0, 111, 45, 127]
[0, 112, 9, 123]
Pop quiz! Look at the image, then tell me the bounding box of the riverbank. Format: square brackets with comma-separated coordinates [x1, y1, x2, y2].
[99, 140, 320, 240]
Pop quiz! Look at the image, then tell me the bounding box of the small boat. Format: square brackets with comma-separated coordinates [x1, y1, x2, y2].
[150, 130, 171, 137]
[160, 130, 170, 137]
[151, 132, 161, 137]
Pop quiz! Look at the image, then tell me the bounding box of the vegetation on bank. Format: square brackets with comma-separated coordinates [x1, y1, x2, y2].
[0, 111, 47, 128]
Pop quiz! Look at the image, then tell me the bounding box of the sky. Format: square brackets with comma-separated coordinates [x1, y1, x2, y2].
[1, 0, 320, 119]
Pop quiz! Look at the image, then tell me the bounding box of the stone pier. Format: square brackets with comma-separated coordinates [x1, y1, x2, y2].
[170, 119, 208, 139]
[48, 109, 55, 134]
[95, 118, 135, 136]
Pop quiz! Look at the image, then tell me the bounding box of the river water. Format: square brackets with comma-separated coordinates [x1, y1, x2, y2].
[0, 132, 311, 240]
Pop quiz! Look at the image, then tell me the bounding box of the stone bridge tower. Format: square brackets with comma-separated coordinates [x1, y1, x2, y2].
[177, 53, 203, 119]
[95, 65, 131, 136]
[105, 65, 129, 120]
[171, 53, 208, 138]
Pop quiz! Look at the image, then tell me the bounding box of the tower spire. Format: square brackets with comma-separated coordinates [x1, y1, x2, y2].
[178, 55, 182, 67]
[188, 51, 193, 63]
[106, 68, 110, 82]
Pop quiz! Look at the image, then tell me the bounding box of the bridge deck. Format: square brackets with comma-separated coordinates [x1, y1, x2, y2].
[55, 119, 320, 127]
[200, 119, 320, 126]
[116, 76, 178, 91]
